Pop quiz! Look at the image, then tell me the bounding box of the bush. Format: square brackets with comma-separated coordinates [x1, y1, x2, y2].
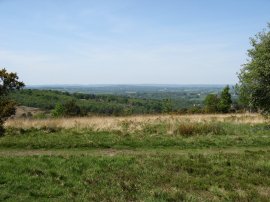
[51, 103, 65, 117]
[63, 100, 82, 116]
[51, 100, 84, 117]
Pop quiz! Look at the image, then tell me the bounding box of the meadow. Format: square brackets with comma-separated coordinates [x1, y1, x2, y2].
[1, 114, 270, 201]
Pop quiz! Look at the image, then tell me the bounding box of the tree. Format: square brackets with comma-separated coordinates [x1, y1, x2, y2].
[218, 85, 232, 113]
[51, 103, 65, 117]
[0, 68, 24, 135]
[51, 100, 83, 117]
[162, 99, 173, 113]
[237, 23, 270, 114]
[204, 86, 232, 113]
[204, 94, 219, 113]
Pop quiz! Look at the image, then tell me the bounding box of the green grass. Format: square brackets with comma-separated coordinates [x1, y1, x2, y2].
[1, 152, 270, 201]
[1, 121, 270, 201]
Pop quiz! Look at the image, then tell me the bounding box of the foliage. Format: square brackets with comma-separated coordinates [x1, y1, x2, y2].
[237, 23, 270, 114]
[0, 68, 24, 135]
[218, 85, 232, 113]
[63, 100, 82, 116]
[204, 86, 232, 113]
[51, 103, 65, 117]
[0, 69, 24, 96]
[11, 89, 177, 116]
[204, 94, 219, 113]
[52, 100, 85, 117]
[37, 84, 224, 107]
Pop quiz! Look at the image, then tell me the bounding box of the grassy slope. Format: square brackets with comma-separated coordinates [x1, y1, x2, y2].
[1, 119, 270, 201]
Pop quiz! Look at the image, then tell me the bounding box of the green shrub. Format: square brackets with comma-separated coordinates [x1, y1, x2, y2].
[51, 103, 65, 117]
[51, 100, 85, 117]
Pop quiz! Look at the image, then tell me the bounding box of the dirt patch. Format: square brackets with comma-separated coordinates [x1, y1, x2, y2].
[11, 106, 45, 119]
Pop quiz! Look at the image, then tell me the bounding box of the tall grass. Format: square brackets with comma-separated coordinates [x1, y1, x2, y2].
[5, 113, 267, 133]
[172, 122, 224, 136]
[2, 119, 270, 150]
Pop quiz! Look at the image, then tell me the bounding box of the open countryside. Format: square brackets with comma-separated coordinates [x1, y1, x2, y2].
[1, 1, 270, 201]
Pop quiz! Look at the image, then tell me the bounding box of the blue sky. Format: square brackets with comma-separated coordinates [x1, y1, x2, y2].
[0, 0, 270, 85]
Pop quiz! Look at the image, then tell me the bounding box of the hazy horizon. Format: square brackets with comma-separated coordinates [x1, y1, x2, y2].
[1, 0, 270, 85]
[26, 84, 230, 87]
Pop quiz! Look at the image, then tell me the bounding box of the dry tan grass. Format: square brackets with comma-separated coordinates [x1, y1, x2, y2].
[5, 113, 268, 132]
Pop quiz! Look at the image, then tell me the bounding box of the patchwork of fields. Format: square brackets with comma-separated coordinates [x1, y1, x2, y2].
[1, 114, 270, 201]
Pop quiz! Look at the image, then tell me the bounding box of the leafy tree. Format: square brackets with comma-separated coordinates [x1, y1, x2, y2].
[204, 94, 219, 113]
[0, 68, 24, 135]
[237, 23, 270, 114]
[218, 85, 232, 113]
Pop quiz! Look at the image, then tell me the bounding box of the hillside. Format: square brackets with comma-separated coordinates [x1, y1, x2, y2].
[10, 89, 174, 116]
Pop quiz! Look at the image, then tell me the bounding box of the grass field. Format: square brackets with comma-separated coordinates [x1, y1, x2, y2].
[1, 114, 270, 201]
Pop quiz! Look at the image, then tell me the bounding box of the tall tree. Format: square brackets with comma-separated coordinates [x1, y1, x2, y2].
[218, 85, 232, 113]
[204, 94, 219, 113]
[237, 23, 270, 114]
[0, 68, 24, 135]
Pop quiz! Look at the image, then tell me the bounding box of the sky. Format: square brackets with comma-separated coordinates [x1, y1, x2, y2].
[0, 0, 270, 85]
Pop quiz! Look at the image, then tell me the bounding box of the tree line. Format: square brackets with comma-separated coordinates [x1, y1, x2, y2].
[10, 89, 173, 117]
[9, 85, 235, 117]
